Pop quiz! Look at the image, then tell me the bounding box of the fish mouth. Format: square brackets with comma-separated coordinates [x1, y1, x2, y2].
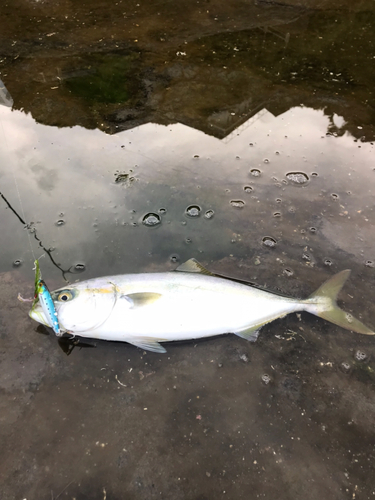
[29, 304, 67, 334]
[29, 304, 51, 328]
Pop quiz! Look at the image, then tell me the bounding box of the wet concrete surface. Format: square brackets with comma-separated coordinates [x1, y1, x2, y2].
[1, 265, 375, 499]
[1, 0, 375, 499]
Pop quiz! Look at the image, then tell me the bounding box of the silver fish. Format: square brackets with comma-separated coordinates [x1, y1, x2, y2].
[29, 259, 374, 352]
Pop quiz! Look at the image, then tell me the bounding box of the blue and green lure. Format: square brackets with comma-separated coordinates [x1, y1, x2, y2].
[31, 260, 61, 336]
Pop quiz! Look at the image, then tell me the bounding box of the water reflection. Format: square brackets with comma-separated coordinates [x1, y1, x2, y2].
[1, 2, 374, 142]
[0, 79, 13, 108]
[0, 103, 374, 285]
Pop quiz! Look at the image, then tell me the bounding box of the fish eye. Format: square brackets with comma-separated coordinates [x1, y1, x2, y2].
[57, 290, 74, 302]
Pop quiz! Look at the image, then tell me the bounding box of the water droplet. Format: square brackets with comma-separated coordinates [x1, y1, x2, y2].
[273, 212, 281, 218]
[250, 169, 261, 177]
[170, 254, 180, 263]
[311, 172, 318, 177]
[276, 198, 282, 204]
[142, 213, 161, 227]
[331, 193, 339, 200]
[230, 200, 245, 209]
[185, 237, 192, 244]
[309, 227, 317, 233]
[286, 172, 309, 184]
[365, 260, 374, 268]
[288, 207, 296, 213]
[59, 212, 64, 217]
[249, 143, 254, 147]
[263, 158, 270, 164]
[262, 236, 276, 248]
[302, 253, 311, 261]
[74, 263, 86, 272]
[345, 313, 353, 324]
[158, 208, 167, 214]
[193, 154, 200, 159]
[186, 205, 201, 217]
[114, 171, 132, 184]
[275, 151, 280, 155]
[324, 258, 333, 266]
[55, 219, 65, 226]
[261, 374, 271, 385]
[131, 222, 137, 227]
[283, 268, 293, 277]
[204, 209, 214, 219]
[13, 259, 22, 267]
[243, 186, 253, 193]
[354, 350, 368, 362]
[340, 362, 351, 374]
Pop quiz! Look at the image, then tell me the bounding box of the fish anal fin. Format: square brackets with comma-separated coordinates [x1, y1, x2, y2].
[234, 326, 261, 342]
[124, 292, 162, 308]
[175, 258, 214, 276]
[129, 337, 167, 353]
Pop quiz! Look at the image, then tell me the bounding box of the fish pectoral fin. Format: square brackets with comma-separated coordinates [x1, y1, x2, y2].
[234, 326, 261, 342]
[175, 258, 214, 276]
[128, 337, 167, 353]
[124, 292, 162, 308]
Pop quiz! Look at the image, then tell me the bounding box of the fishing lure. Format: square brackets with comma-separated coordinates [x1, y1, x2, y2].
[31, 260, 61, 336]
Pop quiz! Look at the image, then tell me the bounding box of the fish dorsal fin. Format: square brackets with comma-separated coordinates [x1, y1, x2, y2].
[124, 292, 162, 308]
[129, 337, 167, 353]
[175, 258, 214, 276]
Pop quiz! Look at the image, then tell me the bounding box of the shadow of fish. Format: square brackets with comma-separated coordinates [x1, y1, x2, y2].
[29, 259, 374, 353]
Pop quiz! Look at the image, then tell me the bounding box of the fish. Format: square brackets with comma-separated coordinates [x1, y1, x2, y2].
[28, 258, 374, 353]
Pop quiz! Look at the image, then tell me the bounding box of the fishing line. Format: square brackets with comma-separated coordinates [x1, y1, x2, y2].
[0, 113, 36, 262]
[0, 186, 74, 281]
[0, 111, 73, 281]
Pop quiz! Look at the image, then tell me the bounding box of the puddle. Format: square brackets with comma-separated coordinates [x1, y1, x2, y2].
[1, 1, 375, 499]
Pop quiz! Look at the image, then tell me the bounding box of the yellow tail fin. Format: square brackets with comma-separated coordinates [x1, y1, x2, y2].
[305, 270, 374, 335]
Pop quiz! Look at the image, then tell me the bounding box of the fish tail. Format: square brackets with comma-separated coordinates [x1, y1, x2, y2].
[304, 270, 374, 335]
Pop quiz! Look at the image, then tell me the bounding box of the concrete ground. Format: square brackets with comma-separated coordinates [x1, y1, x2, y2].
[1, 267, 374, 499]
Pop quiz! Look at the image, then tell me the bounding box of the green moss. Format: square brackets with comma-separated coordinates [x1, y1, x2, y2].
[65, 53, 142, 104]
[353, 362, 375, 384]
